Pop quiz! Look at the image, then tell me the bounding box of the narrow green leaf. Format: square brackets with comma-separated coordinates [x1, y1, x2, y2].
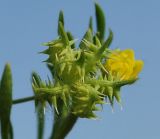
[37, 104, 45, 139]
[0, 64, 13, 139]
[114, 78, 138, 87]
[89, 16, 93, 32]
[103, 29, 113, 48]
[31, 72, 42, 107]
[107, 86, 114, 106]
[113, 87, 121, 103]
[94, 36, 101, 47]
[32, 72, 42, 87]
[58, 11, 64, 35]
[67, 32, 75, 49]
[96, 30, 113, 56]
[47, 64, 55, 79]
[32, 73, 45, 139]
[59, 22, 69, 46]
[95, 3, 106, 43]
[79, 28, 93, 49]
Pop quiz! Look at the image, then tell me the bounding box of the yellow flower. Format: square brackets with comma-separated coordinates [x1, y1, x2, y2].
[104, 49, 144, 80]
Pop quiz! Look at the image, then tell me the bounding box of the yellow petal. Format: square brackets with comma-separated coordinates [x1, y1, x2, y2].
[104, 49, 143, 81]
[120, 49, 134, 60]
[131, 60, 144, 78]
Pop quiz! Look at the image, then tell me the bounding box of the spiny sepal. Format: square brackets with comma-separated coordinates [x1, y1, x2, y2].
[32, 72, 71, 113]
[71, 83, 105, 118]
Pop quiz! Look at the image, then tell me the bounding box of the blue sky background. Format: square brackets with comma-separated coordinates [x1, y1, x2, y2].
[0, 0, 160, 139]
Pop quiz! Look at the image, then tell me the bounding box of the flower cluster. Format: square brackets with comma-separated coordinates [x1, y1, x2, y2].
[32, 6, 143, 119]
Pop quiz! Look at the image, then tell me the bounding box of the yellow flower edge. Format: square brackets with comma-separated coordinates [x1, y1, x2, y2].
[104, 49, 144, 81]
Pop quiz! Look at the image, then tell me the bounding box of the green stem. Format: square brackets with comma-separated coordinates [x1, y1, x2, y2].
[12, 95, 78, 139]
[50, 112, 78, 139]
[9, 120, 13, 139]
[37, 104, 45, 139]
[0, 118, 10, 139]
[12, 96, 35, 104]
